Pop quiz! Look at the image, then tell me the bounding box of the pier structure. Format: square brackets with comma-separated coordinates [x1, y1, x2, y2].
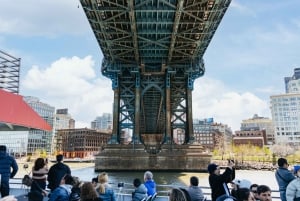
[80, 0, 231, 171]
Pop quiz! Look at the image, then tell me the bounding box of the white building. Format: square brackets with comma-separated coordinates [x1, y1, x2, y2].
[271, 68, 300, 145]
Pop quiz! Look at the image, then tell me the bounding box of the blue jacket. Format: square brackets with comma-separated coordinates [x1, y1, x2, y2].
[0, 150, 18, 182]
[97, 185, 116, 201]
[132, 184, 148, 201]
[144, 180, 156, 196]
[49, 184, 72, 201]
[275, 167, 295, 191]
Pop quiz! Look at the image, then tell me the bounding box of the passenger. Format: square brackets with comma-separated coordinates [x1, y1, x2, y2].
[48, 154, 71, 192]
[249, 184, 259, 201]
[95, 172, 116, 201]
[286, 165, 300, 201]
[235, 188, 255, 201]
[132, 178, 148, 201]
[48, 174, 74, 201]
[231, 179, 252, 198]
[0, 145, 18, 198]
[186, 176, 205, 201]
[275, 158, 295, 201]
[28, 158, 49, 201]
[92, 177, 98, 188]
[256, 185, 272, 201]
[144, 171, 157, 196]
[81, 182, 101, 201]
[207, 160, 235, 201]
[69, 176, 82, 201]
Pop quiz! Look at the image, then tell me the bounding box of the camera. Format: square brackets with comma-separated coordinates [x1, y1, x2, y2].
[118, 182, 124, 188]
[228, 159, 234, 163]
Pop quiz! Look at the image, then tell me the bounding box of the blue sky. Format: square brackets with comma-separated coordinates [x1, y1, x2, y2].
[1, 0, 300, 131]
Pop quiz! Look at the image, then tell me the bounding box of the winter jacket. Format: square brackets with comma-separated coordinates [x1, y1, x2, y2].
[0, 150, 18, 182]
[187, 186, 205, 201]
[132, 184, 148, 201]
[49, 184, 73, 201]
[144, 180, 156, 196]
[286, 177, 300, 201]
[209, 167, 235, 201]
[275, 167, 295, 201]
[47, 162, 71, 191]
[97, 184, 116, 201]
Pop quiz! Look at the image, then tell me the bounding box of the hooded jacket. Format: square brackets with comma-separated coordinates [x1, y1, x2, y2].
[144, 180, 156, 196]
[48, 184, 73, 201]
[47, 162, 71, 191]
[133, 183, 148, 201]
[0, 149, 18, 182]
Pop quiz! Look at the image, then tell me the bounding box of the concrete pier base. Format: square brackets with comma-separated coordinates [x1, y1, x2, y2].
[95, 144, 211, 172]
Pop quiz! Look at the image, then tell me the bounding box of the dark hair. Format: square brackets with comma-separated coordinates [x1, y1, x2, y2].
[0, 145, 7, 152]
[56, 154, 64, 162]
[63, 174, 74, 185]
[34, 158, 46, 171]
[92, 177, 98, 183]
[81, 182, 99, 201]
[257, 185, 271, 195]
[190, 176, 199, 186]
[236, 188, 251, 201]
[277, 158, 287, 167]
[133, 178, 141, 188]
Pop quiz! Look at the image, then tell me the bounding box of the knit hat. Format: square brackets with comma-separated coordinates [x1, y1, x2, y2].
[207, 163, 218, 174]
[0, 145, 6, 152]
[294, 165, 300, 174]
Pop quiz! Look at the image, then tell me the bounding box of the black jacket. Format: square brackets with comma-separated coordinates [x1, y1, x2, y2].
[209, 167, 235, 201]
[47, 162, 71, 191]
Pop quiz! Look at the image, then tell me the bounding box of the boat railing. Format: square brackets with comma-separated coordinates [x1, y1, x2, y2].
[9, 178, 281, 201]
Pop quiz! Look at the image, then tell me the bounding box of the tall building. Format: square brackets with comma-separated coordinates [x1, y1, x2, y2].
[24, 96, 55, 154]
[91, 113, 112, 131]
[240, 114, 274, 145]
[271, 68, 300, 145]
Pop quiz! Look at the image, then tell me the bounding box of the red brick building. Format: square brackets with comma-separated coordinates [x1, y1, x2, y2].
[233, 129, 267, 147]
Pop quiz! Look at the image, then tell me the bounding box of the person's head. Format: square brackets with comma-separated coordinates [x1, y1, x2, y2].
[232, 179, 252, 189]
[81, 182, 99, 201]
[250, 184, 259, 199]
[133, 178, 142, 188]
[91, 177, 98, 187]
[277, 158, 288, 168]
[207, 163, 220, 175]
[0, 145, 7, 152]
[34, 158, 46, 170]
[190, 176, 199, 186]
[236, 188, 256, 201]
[61, 174, 74, 185]
[72, 176, 82, 188]
[56, 154, 64, 162]
[257, 185, 272, 201]
[98, 172, 108, 184]
[144, 171, 153, 181]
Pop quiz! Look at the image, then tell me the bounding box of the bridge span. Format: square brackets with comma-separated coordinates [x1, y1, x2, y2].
[80, 0, 231, 171]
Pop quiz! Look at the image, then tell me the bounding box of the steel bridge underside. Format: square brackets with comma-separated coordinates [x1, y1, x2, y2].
[80, 0, 231, 153]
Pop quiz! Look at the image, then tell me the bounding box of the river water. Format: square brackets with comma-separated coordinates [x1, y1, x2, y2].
[72, 167, 279, 192]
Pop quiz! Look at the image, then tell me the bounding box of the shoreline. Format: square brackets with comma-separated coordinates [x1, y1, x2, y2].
[15, 158, 94, 178]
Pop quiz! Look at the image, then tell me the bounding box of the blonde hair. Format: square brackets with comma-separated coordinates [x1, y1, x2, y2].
[97, 172, 109, 194]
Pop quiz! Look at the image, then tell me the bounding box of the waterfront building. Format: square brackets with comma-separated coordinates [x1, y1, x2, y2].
[91, 113, 112, 131]
[233, 128, 267, 148]
[240, 114, 274, 145]
[23, 96, 55, 154]
[0, 89, 51, 156]
[192, 118, 233, 151]
[56, 128, 112, 158]
[270, 68, 300, 146]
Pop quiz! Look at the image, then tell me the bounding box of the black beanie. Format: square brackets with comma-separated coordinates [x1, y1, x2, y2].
[207, 163, 218, 174]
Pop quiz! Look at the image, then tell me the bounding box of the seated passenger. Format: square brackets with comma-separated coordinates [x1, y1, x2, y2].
[81, 182, 102, 201]
[132, 178, 148, 201]
[256, 185, 272, 201]
[95, 172, 116, 201]
[186, 176, 205, 201]
[48, 174, 74, 201]
[144, 171, 157, 196]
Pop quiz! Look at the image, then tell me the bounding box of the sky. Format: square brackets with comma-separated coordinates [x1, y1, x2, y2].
[1, 0, 300, 131]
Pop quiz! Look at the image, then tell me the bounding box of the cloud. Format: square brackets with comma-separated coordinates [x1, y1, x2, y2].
[22, 56, 114, 128]
[193, 77, 270, 131]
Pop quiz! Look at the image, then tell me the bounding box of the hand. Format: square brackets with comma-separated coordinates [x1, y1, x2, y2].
[0, 195, 17, 201]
